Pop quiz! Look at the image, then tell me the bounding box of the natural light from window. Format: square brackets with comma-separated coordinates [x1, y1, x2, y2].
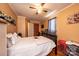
[48, 18, 56, 33]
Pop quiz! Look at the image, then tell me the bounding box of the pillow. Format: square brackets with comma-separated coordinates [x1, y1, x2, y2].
[7, 32, 21, 48]
[7, 33, 13, 38]
[7, 38, 13, 48]
[11, 33, 18, 45]
[7, 33, 13, 48]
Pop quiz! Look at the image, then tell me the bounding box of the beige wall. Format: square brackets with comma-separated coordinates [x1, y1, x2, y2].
[0, 3, 17, 33]
[56, 4, 79, 42]
[39, 20, 48, 33]
[41, 4, 79, 42]
[42, 20, 48, 31]
[17, 16, 26, 37]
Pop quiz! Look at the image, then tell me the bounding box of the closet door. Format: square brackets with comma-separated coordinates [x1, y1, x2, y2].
[28, 22, 34, 37]
[0, 24, 7, 56]
[25, 20, 28, 37]
[34, 23, 39, 36]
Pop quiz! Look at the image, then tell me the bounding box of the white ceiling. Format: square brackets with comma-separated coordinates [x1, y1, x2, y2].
[9, 3, 71, 22]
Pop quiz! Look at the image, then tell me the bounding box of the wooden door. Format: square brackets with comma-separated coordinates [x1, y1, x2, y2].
[34, 23, 39, 36]
[25, 19, 28, 37]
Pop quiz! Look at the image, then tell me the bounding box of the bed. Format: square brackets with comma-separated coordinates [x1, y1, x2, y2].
[7, 35, 56, 56]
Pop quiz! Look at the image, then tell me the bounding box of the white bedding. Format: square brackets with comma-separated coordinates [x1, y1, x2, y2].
[7, 36, 56, 56]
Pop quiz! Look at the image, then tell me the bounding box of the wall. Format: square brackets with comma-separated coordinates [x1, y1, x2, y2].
[0, 3, 17, 33]
[39, 20, 49, 33]
[56, 4, 79, 42]
[41, 4, 79, 42]
[0, 24, 7, 56]
[17, 16, 26, 37]
[41, 20, 48, 31]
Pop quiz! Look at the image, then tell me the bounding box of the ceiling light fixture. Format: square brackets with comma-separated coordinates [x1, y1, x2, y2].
[29, 3, 47, 15]
[36, 6, 42, 13]
[35, 4, 42, 13]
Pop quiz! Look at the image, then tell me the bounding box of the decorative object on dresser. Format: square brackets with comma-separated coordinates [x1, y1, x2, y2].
[0, 11, 16, 25]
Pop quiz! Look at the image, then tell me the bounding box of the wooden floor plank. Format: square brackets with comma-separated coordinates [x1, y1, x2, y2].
[47, 49, 65, 56]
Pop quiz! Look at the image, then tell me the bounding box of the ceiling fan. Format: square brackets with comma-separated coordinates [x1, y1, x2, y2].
[29, 3, 48, 15]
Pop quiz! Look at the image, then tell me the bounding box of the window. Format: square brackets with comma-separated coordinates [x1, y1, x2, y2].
[48, 18, 56, 34]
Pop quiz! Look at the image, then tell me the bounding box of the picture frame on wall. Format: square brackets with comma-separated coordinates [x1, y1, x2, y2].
[67, 12, 79, 24]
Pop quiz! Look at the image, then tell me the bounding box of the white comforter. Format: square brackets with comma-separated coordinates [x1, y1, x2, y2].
[8, 36, 56, 56]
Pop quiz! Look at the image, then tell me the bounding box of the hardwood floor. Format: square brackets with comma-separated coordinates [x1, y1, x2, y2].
[48, 49, 65, 56]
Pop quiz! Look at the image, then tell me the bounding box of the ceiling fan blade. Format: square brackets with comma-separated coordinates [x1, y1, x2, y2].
[43, 10, 48, 12]
[29, 6, 36, 9]
[41, 3, 45, 6]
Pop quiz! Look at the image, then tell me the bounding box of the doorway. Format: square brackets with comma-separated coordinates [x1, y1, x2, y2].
[34, 23, 39, 36]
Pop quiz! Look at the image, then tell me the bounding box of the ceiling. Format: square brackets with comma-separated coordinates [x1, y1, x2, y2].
[9, 3, 71, 22]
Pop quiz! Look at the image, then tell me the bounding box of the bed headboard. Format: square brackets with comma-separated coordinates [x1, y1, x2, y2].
[42, 32, 57, 45]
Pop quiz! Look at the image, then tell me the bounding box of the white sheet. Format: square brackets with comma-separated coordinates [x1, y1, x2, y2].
[8, 36, 56, 56]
